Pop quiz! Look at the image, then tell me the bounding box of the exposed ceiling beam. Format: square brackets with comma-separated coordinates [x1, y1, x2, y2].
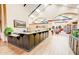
[28, 4, 41, 17]
[24, 4, 26, 7]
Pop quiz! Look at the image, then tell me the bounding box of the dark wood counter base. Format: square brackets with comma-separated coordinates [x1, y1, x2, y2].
[8, 31, 49, 51]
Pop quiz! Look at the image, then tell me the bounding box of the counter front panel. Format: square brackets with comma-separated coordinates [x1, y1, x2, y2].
[8, 30, 49, 51]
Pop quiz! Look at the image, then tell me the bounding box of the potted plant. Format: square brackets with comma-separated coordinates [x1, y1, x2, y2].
[4, 27, 13, 42]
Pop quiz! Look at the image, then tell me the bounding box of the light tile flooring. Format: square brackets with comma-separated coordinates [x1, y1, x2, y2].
[0, 31, 74, 55]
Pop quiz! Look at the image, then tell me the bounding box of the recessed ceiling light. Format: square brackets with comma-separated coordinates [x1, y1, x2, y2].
[63, 4, 68, 6]
[43, 4, 48, 7]
[36, 9, 40, 13]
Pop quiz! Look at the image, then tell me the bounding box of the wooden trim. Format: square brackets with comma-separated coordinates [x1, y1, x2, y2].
[0, 4, 2, 32]
[0, 4, 7, 32]
[0, 4, 7, 40]
[3, 4, 7, 27]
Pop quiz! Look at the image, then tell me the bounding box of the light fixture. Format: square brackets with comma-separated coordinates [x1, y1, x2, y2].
[30, 15, 35, 18]
[43, 4, 48, 7]
[63, 4, 68, 6]
[36, 9, 40, 13]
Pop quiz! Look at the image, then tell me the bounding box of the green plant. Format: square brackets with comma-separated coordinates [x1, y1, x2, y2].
[49, 28, 51, 30]
[4, 27, 13, 36]
[72, 29, 79, 37]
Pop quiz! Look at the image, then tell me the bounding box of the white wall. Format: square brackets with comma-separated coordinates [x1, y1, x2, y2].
[1, 4, 30, 41]
[6, 4, 29, 33]
[6, 4, 28, 28]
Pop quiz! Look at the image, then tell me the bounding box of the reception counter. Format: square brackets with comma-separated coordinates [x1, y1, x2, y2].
[8, 30, 49, 51]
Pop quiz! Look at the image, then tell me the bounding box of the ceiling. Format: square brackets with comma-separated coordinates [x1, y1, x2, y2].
[55, 4, 79, 8]
[24, 4, 47, 17]
[23, 4, 79, 24]
[24, 4, 39, 16]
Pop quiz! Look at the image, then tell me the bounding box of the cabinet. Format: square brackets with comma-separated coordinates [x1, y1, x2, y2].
[8, 36, 17, 46]
[16, 37, 20, 47]
[22, 34, 34, 51]
[29, 34, 35, 50]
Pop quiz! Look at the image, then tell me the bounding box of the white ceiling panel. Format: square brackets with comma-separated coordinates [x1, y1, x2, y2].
[24, 4, 39, 15]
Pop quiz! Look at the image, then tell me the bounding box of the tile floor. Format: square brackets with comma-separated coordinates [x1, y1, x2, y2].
[0, 31, 74, 55]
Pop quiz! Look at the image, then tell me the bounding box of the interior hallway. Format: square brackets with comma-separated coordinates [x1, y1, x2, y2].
[0, 31, 74, 55]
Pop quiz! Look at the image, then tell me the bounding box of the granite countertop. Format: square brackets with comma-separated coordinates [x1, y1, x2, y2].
[9, 33, 19, 37]
[9, 30, 48, 37]
[16, 30, 48, 34]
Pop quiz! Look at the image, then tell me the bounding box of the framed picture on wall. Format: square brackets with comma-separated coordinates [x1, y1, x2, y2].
[14, 20, 26, 28]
